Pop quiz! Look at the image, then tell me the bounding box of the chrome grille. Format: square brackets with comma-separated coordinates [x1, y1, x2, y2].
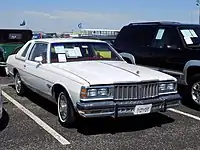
[114, 83, 159, 100]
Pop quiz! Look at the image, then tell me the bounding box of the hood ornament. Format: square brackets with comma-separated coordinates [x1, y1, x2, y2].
[136, 70, 140, 74]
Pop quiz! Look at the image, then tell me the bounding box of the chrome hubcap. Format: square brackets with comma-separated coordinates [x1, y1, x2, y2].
[58, 93, 68, 122]
[191, 82, 200, 105]
[15, 75, 21, 93]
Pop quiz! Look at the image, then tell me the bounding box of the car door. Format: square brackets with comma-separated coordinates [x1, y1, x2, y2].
[114, 25, 158, 66]
[23, 42, 50, 97]
[149, 26, 186, 73]
[14, 41, 34, 83]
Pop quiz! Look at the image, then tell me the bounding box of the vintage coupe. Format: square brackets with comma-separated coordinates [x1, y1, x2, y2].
[6, 38, 181, 127]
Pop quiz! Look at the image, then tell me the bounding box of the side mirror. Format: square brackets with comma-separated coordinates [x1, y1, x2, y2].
[34, 56, 43, 64]
[119, 52, 136, 64]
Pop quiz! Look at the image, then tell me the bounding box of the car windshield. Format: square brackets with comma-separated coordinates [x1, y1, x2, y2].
[50, 42, 122, 63]
[179, 27, 200, 47]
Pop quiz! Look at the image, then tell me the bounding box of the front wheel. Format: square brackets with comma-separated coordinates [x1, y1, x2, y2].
[14, 72, 25, 96]
[57, 91, 77, 127]
[188, 74, 200, 106]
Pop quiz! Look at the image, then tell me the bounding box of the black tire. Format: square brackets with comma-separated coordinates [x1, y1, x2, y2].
[187, 74, 200, 106]
[57, 91, 77, 127]
[14, 72, 25, 96]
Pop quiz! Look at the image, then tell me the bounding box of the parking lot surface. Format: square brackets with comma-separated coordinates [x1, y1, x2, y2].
[0, 77, 200, 150]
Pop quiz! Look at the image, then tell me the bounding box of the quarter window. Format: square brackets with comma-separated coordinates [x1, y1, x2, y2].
[21, 43, 31, 57]
[29, 43, 48, 63]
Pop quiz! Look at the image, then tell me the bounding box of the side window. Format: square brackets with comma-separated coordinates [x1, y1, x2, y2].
[114, 26, 157, 51]
[28, 43, 48, 63]
[21, 43, 31, 57]
[152, 28, 182, 49]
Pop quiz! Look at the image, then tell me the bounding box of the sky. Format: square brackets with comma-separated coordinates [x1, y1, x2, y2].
[0, 0, 198, 32]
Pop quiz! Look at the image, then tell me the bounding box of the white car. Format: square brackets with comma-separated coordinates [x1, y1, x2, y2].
[0, 96, 2, 121]
[6, 38, 181, 127]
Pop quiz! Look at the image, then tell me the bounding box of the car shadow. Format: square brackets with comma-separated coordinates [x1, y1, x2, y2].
[25, 90, 58, 116]
[9, 85, 57, 116]
[9, 85, 175, 135]
[0, 109, 9, 131]
[76, 113, 175, 135]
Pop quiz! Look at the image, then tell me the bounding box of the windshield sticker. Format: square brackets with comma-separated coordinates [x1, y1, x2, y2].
[189, 30, 198, 37]
[155, 29, 165, 39]
[54, 45, 65, 53]
[58, 54, 67, 62]
[181, 30, 193, 37]
[184, 37, 193, 44]
[65, 47, 82, 58]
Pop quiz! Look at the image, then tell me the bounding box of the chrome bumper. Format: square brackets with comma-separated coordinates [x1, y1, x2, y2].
[0, 62, 6, 67]
[76, 94, 181, 118]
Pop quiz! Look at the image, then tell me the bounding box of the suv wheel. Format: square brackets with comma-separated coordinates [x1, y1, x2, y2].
[14, 72, 25, 96]
[57, 91, 77, 127]
[188, 74, 200, 106]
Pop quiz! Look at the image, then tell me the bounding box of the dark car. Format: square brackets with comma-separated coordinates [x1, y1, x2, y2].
[0, 29, 32, 75]
[113, 21, 200, 106]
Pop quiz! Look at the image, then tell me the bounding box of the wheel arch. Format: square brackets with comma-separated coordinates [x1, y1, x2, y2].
[184, 60, 200, 85]
[51, 83, 74, 106]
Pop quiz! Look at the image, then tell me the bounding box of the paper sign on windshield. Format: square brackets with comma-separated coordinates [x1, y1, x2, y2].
[189, 30, 198, 37]
[155, 29, 165, 39]
[181, 30, 192, 37]
[58, 54, 67, 62]
[54, 45, 65, 53]
[184, 37, 193, 44]
[65, 47, 82, 58]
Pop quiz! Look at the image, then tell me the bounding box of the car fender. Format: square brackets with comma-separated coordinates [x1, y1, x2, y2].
[119, 52, 136, 64]
[183, 60, 200, 85]
[51, 82, 80, 110]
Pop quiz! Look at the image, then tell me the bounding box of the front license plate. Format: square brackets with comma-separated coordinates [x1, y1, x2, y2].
[134, 104, 152, 115]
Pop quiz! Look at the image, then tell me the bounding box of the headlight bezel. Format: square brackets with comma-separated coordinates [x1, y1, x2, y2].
[159, 81, 177, 95]
[80, 85, 114, 100]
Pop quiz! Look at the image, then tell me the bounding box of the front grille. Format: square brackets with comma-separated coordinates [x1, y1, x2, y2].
[114, 82, 159, 100]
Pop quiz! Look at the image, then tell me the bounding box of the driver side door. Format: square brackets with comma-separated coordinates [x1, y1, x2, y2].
[23, 42, 50, 97]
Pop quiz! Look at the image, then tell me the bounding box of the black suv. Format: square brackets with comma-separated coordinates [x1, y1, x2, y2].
[113, 21, 200, 106]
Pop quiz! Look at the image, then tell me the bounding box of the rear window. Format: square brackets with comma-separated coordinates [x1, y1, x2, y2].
[0, 30, 32, 43]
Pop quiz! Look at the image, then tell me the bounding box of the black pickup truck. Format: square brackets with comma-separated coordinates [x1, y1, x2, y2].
[113, 21, 200, 106]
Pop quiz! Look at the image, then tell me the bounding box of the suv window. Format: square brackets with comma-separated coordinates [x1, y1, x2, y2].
[21, 43, 31, 57]
[114, 26, 157, 50]
[152, 27, 182, 49]
[29, 43, 48, 63]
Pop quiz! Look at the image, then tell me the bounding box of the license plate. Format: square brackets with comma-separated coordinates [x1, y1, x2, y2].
[134, 104, 152, 115]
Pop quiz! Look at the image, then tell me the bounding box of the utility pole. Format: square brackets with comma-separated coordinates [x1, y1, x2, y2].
[196, 0, 200, 24]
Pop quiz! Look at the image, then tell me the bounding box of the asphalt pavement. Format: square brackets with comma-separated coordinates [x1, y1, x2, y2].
[0, 77, 200, 150]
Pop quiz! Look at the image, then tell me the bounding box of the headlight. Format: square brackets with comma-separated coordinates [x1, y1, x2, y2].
[80, 86, 113, 99]
[159, 82, 177, 94]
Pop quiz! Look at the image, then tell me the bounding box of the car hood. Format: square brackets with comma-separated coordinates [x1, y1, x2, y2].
[52, 61, 176, 85]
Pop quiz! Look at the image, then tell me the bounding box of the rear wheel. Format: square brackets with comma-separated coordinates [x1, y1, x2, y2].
[57, 91, 77, 127]
[14, 72, 25, 96]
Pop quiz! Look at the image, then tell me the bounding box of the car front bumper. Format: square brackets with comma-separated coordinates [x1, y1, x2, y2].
[0, 62, 6, 67]
[76, 94, 181, 118]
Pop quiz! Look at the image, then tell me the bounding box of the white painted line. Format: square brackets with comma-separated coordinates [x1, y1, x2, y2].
[168, 108, 200, 121]
[1, 91, 70, 145]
